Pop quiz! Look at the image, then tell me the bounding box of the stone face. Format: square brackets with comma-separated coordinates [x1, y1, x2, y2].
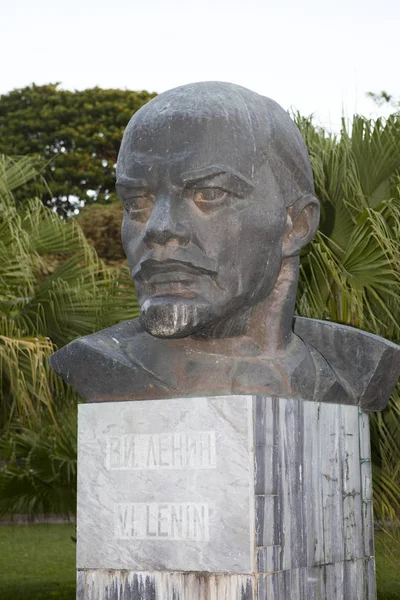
[77, 395, 376, 599]
[77, 396, 254, 573]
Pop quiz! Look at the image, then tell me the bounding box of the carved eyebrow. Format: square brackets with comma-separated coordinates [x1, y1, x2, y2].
[115, 176, 148, 190]
[181, 165, 254, 198]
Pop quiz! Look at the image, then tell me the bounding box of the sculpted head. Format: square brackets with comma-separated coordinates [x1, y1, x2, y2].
[116, 82, 319, 339]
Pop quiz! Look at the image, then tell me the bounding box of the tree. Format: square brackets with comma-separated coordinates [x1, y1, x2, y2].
[295, 114, 400, 522]
[0, 409, 78, 517]
[0, 84, 156, 215]
[0, 153, 139, 516]
[367, 90, 399, 110]
[77, 202, 125, 265]
[0, 153, 140, 426]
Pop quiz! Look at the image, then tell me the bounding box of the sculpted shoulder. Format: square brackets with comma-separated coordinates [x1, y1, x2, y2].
[49, 319, 180, 402]
[294, 317, 400, 411]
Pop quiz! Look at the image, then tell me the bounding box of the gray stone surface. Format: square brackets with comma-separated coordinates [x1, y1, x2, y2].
[77, 395, 376, 599]
[77, 571, 255, 600]
[253, 396, 373, 574]
[294, 317, 400, 410]
[77, 396, 254, 573]
[257, 559, 376, 600]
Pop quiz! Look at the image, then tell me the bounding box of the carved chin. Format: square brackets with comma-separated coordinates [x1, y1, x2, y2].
[140, 298, 209, 339]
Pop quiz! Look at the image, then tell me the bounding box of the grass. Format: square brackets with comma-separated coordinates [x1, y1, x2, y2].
[0, 523, 76, 600]
[0, 524, 398, 599]
[376, 529, 400, 600]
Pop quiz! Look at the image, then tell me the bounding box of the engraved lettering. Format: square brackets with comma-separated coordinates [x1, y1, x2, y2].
[185, 504, 191, 537]
[157, 504, 169, 537]
[115, 503, 133, 538]
[201, 432, 212, 465]
[124, 435, 136, 469]
[147, 436, 158, 467]
[193, 504, 207, 539]
[158, 435, 169, 467]
[131, 504, 136, 537]
[114, 503, 209, 541]
[171, 504, 182, 538]
[186, 436, 197, 466]
[107, 436, 121, 470]
[146, 504, 157, 536]
[172, 434, 183, 468]
[106, 432, 216, 470]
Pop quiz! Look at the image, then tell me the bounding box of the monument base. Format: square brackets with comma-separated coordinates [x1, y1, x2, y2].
[77, 559, 376, 599]
[77, 571, 254, 600]
[77, 396, 376, 600]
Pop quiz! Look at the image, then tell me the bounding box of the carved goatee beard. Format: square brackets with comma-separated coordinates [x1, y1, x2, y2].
[140, 297, 211, 338]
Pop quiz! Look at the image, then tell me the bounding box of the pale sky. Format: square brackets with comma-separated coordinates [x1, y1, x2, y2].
[1, 0, 399, 130]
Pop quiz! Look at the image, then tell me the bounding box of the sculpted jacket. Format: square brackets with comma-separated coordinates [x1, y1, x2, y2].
[50, 317, 400, 411]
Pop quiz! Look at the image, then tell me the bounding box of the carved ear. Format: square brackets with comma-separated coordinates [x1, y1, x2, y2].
[282, 195, 320, 258]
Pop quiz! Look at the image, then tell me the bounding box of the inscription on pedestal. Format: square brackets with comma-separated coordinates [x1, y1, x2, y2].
[77, 396, 254, 572]
[106, 431, 216, 470]
[114, 502, 209, 541]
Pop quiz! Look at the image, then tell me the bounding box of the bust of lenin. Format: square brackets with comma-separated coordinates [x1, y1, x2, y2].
[50, 82, 400, 409]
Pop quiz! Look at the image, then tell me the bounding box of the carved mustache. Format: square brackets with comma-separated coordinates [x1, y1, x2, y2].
[131, 250, 218, 282]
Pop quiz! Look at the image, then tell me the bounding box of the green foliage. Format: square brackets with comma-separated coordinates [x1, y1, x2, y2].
[0, 411, 77, 517]
[375, 528, 400, 599]
[0, 154, 139, 517]
[367, 90, 399, 110]
[0, 154, 139, 432]
[0, 84, 156, 214]
[296, 114, 400, 521]
[77, 201, 125, 264]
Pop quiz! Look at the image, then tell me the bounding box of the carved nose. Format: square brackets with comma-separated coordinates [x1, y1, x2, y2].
[144, 197, 190, 247]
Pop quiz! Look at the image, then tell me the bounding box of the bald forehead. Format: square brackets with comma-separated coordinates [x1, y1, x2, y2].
[117, 82, 315, 205]
[123, 82, 276, 150]
[118, 85, 263, 180]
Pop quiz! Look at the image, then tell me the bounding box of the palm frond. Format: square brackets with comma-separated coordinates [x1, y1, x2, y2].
[0, 318, 55, 426]
[348, 116, 400, 201]
[0, 409, 77, 517]
[297, 114, 400, 521]
[0, 154, 139, 428]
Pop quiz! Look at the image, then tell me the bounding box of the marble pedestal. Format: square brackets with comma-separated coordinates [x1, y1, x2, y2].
[76, 396, 376, 600]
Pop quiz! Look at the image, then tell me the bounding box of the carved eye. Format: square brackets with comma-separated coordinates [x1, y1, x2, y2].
[123, 194, 154, 223]
[192, 188, 227, 214]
